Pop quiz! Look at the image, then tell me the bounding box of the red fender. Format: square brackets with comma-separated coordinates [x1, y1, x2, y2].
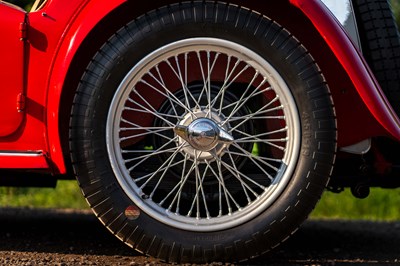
[44, 0, 126, 173]
[290, 0, 400, 140]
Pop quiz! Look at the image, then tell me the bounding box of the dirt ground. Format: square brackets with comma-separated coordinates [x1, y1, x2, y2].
[0, 207, 399, 265]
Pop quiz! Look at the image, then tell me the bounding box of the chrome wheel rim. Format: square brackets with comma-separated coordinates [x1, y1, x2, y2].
[107, 38, 300, 232]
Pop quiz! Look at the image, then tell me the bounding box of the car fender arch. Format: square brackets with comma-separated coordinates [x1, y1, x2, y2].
[45, 0, 400, 174]
[46, 0, 126, 174]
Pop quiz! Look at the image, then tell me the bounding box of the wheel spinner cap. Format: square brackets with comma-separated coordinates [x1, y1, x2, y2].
[174, 118, 233, 152]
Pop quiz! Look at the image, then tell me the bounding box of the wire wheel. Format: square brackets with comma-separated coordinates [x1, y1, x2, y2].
[106, 38, 301, 232]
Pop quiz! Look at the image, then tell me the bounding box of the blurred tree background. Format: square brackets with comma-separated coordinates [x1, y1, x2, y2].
[6, 0, 33, 10]
[393, 0, 400, 26]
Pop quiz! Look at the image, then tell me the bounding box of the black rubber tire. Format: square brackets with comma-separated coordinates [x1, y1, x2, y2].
[69, 2, 337, 263]
[353, 0, 400, 116]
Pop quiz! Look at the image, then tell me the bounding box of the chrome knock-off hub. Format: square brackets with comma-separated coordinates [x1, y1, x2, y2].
[174, 111, 233, 161]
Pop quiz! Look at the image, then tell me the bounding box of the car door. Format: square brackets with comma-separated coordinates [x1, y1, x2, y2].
[0, 2, 26, 137]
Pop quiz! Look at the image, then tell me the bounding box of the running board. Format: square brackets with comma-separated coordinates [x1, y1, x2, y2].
[0, 151, 49, 169]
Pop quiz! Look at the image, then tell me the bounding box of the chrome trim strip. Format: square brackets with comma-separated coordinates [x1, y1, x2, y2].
[0, 152, 43, 157]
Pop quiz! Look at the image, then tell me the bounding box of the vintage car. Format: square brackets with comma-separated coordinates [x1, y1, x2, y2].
[1, 0, 400, 263]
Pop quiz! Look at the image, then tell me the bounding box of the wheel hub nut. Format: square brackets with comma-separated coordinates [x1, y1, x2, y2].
[174, 118, 233, 152]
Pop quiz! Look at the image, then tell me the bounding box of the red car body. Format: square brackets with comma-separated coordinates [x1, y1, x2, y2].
[0, 0, 396, 175]
[1, 0, 399, 263]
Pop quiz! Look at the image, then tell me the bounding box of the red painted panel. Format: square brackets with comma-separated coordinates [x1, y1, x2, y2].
[0, 0, 126, 172]
[0, 0, 88, 170]
[43, 0, 126, 173]
[0, 3, 26, 136]
[290, 0, 400, 141]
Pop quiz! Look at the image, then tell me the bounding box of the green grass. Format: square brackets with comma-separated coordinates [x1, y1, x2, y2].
[0, 180, 88, 209]
[391, 0, 400, 27]
[312, 188, 400, 221]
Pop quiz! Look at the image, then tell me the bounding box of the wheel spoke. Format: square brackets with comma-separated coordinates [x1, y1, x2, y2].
[228, 115, 285, 122]
[171, 55, 202, 109]
[209, 155, 242, 213]
[123, 146, 178, 164]
[135, 144, 185, 185]
[209, 57, 241, 111]
[235, 138, 288, 144]
[165, 58, 191, 108]
[210, 61, 251, 111]
[220, 84, 271, 113]
[120, 118, 174, 142]
[231, 142, 281, 172]
[226, 149, 283, 163]
[187, 151, 211, 218]
[159, 154, 193, 210]
[195, 152, 211, 219]
[120, 128, 173, 142]
[234, 129, 287, 151]
[206, 52, 212, 118]
[123, 107, 181, 119]
[142, 74, 196, 117]
[215, 155, 247, 208]
[219, 71, 262, 126]
[235, 127, 288, 141]
[229, 99, 283, 132]
[226, 151, 258, 202]
[216, 55, 233, 116]
[153, 65, 179, 117]
[204, 159, 233, 215]
[211, 152, 267, 189]
[127, 95, 176, 127]
[127, 137, 181, 171]
[148, 150, 182, 199]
